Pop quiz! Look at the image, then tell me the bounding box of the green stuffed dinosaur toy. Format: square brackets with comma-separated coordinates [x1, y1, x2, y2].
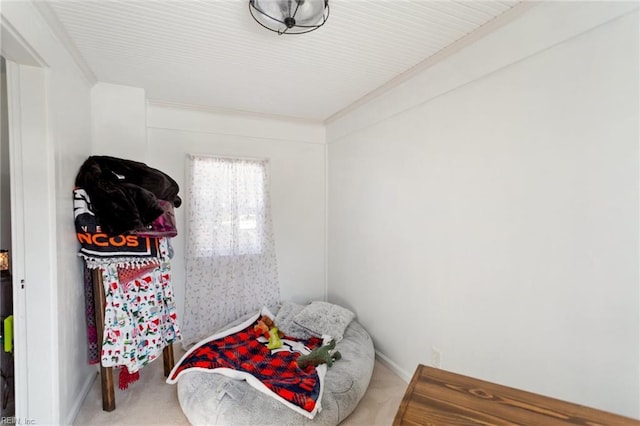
[296, 340, 342, 369]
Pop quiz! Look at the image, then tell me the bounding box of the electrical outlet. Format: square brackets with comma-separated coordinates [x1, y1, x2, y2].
[431, 347, 442, 368]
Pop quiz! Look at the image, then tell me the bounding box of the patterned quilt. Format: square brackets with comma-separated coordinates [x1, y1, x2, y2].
[167, 309, 326, 419]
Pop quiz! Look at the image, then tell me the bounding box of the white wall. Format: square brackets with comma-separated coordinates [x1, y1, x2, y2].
[1, 2, 94, 424]
[146, 104, 327, 328]
[91, 82, 147, 160]
[51, 62, 95, 426]
[327, 1, 639, 419]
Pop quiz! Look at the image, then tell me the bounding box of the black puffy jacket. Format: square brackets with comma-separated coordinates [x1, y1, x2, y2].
[75, 156, 181, 236]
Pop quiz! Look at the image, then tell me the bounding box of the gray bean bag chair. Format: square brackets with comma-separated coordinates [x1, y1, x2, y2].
[176, 304, 375, 425]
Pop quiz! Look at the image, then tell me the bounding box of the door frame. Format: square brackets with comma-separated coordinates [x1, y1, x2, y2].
[2, 15, 59, 423]
[4, 58, 28, 419]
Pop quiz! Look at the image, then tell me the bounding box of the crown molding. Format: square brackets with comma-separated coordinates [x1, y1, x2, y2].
[324, 1, 537, 125]
[1, 15, 46, 67]
[32, 1, 98, 85]
[147, 99, 324, 126]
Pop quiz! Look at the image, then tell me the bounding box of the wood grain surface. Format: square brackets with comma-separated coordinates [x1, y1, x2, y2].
[393, 365, 639, 425]
[92, 268, 115, 412]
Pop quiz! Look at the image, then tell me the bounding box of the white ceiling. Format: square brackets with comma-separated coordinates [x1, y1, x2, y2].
[42, 0, 524, 122]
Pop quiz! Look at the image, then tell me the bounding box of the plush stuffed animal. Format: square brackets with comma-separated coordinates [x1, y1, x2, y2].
[296, 340, 342, 369]
[253, 317, 271, 338]
[254, 315, 284, 338]
[267, 327, 283, 350]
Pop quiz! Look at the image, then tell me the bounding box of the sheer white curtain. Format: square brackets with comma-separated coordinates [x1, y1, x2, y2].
[181, 155, 280, 346]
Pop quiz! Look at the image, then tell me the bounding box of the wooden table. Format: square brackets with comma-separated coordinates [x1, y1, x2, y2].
[394, 364, 639, 425]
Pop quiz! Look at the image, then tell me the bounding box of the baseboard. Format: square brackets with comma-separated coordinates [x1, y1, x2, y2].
[375, 350, 412, 383]
[65, 369, 98, 425]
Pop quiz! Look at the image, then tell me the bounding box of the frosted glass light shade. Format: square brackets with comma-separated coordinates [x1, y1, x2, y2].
[249, 0, 329, 35]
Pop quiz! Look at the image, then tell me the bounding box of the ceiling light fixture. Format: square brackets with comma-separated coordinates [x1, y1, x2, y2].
[249, 0, 329, 35]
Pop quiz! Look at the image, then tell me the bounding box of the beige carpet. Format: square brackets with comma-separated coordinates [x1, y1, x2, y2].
[74, 351, 408, 425]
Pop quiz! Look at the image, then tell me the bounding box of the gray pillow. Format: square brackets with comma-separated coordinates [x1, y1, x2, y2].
[293, 301, 355, 342]
[274, 301, 314, 340]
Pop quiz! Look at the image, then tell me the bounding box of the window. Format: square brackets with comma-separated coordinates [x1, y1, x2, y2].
[182, 154, 280, 345]
[188, 156, 268, 257]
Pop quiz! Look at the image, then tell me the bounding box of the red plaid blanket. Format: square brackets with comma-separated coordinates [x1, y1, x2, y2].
[167, 311, 325, 418]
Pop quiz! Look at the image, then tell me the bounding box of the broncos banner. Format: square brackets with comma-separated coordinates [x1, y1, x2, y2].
[74, 189, 160, 264]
